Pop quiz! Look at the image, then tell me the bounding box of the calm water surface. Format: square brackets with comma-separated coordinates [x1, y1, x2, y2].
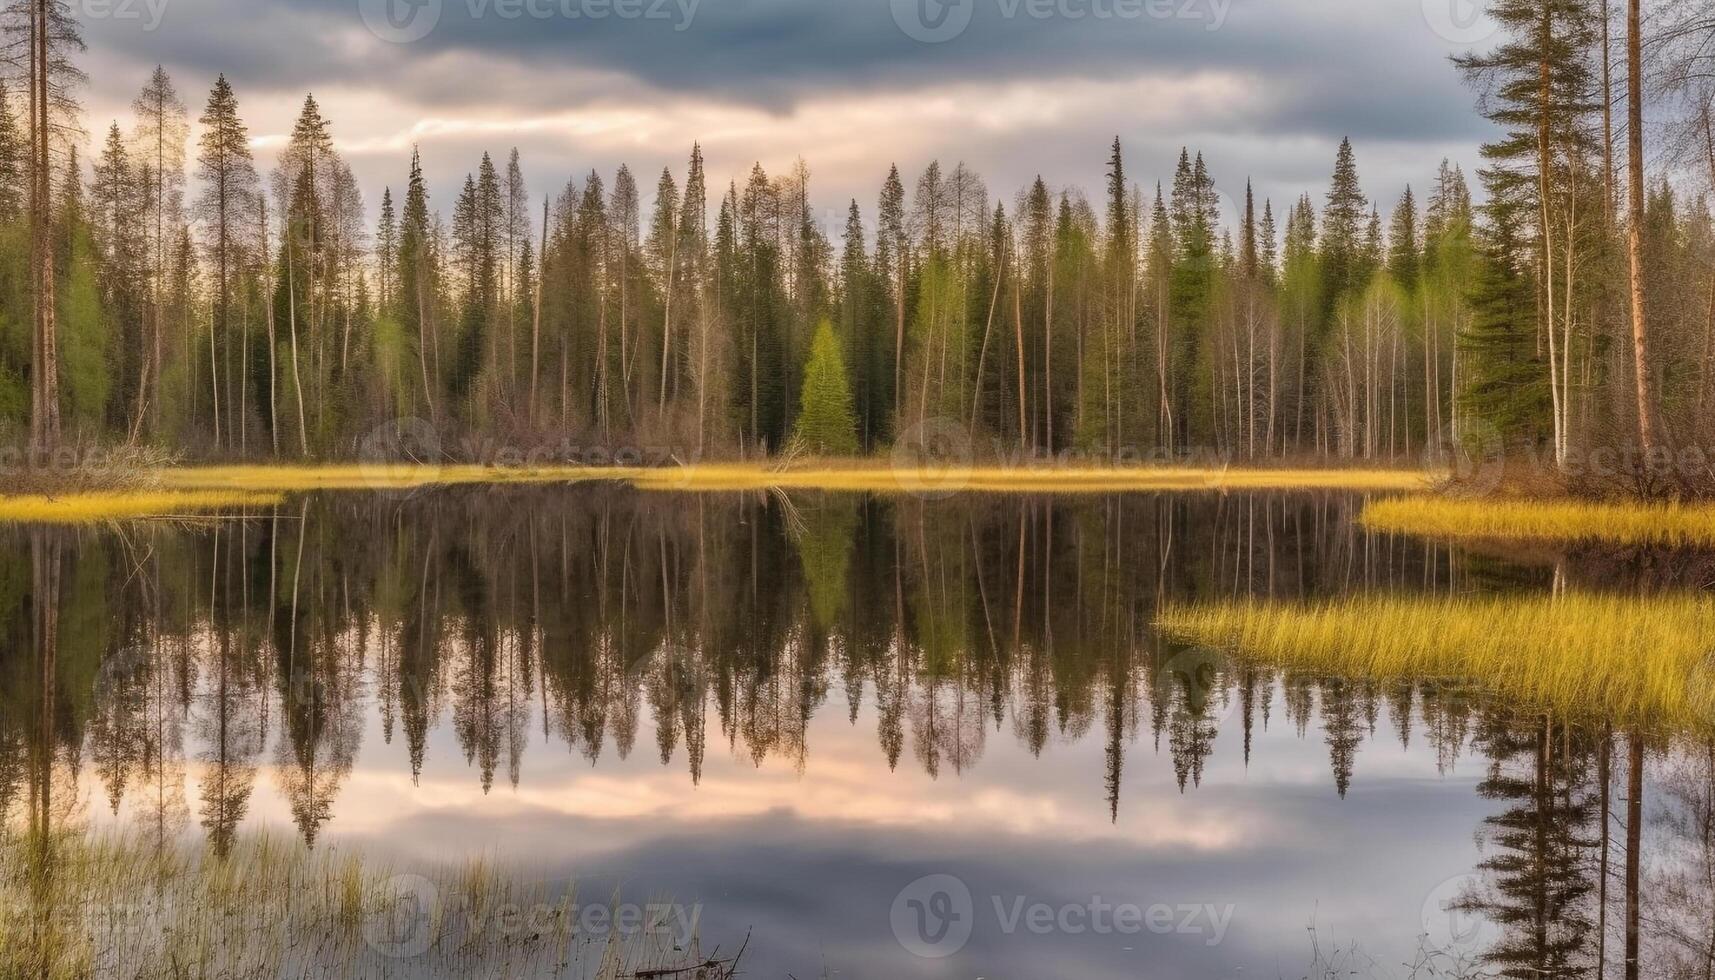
[2, 487, 1711, 978]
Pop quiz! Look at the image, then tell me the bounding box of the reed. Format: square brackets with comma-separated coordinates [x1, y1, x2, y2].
[0, 490, 284, 524]
[1157, 591, 1715, 732]
[1361, 495, 1715, 547]
[0, 828, 722, 980]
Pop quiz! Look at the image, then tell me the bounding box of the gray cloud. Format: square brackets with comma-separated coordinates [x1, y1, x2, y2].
[77, 0, 1490, 237]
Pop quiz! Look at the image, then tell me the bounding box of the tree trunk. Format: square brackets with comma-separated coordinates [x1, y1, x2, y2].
[531, 196, 547, 425]
[1623, 733, 1642, 980]
[262, 199, 279, 455]
[286, 231, 310, 455]
[1625, 0, 1659, 456]
[28, 0, 59, 453]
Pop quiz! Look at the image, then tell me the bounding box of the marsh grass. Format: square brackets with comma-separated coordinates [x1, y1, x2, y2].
[0, 462, 1431, 522]
[0, 829, 719, 980]
[0, 444, 179, 495]
[153, 464, 602, 492]
[1157, 592, 1715, 732]
[1362, 495, 1715, 547]
[0, 489, 285, 524]
[151, 462, 1435, 495]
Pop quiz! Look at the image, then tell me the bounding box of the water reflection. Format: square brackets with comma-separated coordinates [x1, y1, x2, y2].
[0, 487, 1709, 977]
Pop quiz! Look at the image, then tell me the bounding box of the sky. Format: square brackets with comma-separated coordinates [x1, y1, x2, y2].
[77, 0, 1499, 233]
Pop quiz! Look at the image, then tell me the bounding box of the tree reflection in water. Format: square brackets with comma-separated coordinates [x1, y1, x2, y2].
[0, 486, 1709, 977]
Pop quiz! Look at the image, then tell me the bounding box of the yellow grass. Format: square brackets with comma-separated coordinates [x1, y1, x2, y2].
[0, 490, 285, 524]
[0, 829, 707, 980]
[1361, 495, 1715, 547]
[153, 463, 602, 492]
[151, 462, 1436, 495]
[1157, 592, 1715, 732]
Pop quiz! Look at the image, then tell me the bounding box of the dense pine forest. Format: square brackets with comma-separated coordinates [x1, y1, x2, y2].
[2, 0, 1713, 476]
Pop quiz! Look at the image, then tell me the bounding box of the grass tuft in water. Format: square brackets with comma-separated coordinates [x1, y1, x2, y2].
[0, 489, 285, 524]
[1361, 495, 1715, 547]
[0, 829, 723, 980]
[1157, 591, 1715, 732]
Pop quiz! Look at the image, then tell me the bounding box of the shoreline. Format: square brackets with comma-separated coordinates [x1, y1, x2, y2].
[0, 462, 1436, 522]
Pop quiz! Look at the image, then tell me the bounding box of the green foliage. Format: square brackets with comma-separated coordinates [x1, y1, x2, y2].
[1460, 206, 1548, 446]
[794, 319, 857, 455]
[795, 497, 857, 630]
[58, 224, 111, 435]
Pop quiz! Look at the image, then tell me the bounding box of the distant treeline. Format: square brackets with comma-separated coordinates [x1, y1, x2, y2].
[1, 0, 1713, 471]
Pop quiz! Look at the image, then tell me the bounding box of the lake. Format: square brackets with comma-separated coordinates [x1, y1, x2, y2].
[1, 485, 1709, 978]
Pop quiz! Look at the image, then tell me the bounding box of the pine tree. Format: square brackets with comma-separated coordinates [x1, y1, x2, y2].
[795, 318, 857, 455]
[376, 187, 397, 318]
[1461, 193, 1548, 445]
[1388, 186, 1420, 292]
[838, 199, 883, 448]
[13, 0, 87, 448]
[130, 65, 186, 435]
[648, 165, 680, 410]
[877, 165, 907, 422]
[1259, 198, 1279, 285]
[1322, 137, 1367, 305]
[1146, 183, 1175, 448]
[195, 74, 257, 449]
[677, 143, 714, 449]
[0, 81, 23, 222]
[397, 147, 436, 418]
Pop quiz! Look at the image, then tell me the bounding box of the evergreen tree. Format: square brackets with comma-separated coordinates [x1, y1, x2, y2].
[794, 318, 857, 455]
[195, 74, 257, 449]
[376, 187, 397, 318]
[397, 147, 436, 419]
[1388, 186, 1420, 292]
[1461, 192, 1548, 445]
[1322, 137, 1367, 306]
[0, 81, 22, 223]
[876, 165, 907, 424]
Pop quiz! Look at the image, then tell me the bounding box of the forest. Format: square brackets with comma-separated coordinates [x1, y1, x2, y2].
[0, 0, 1712, 483]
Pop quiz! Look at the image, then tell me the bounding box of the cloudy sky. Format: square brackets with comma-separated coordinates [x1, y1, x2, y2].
[78, 0, 1497, 230]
